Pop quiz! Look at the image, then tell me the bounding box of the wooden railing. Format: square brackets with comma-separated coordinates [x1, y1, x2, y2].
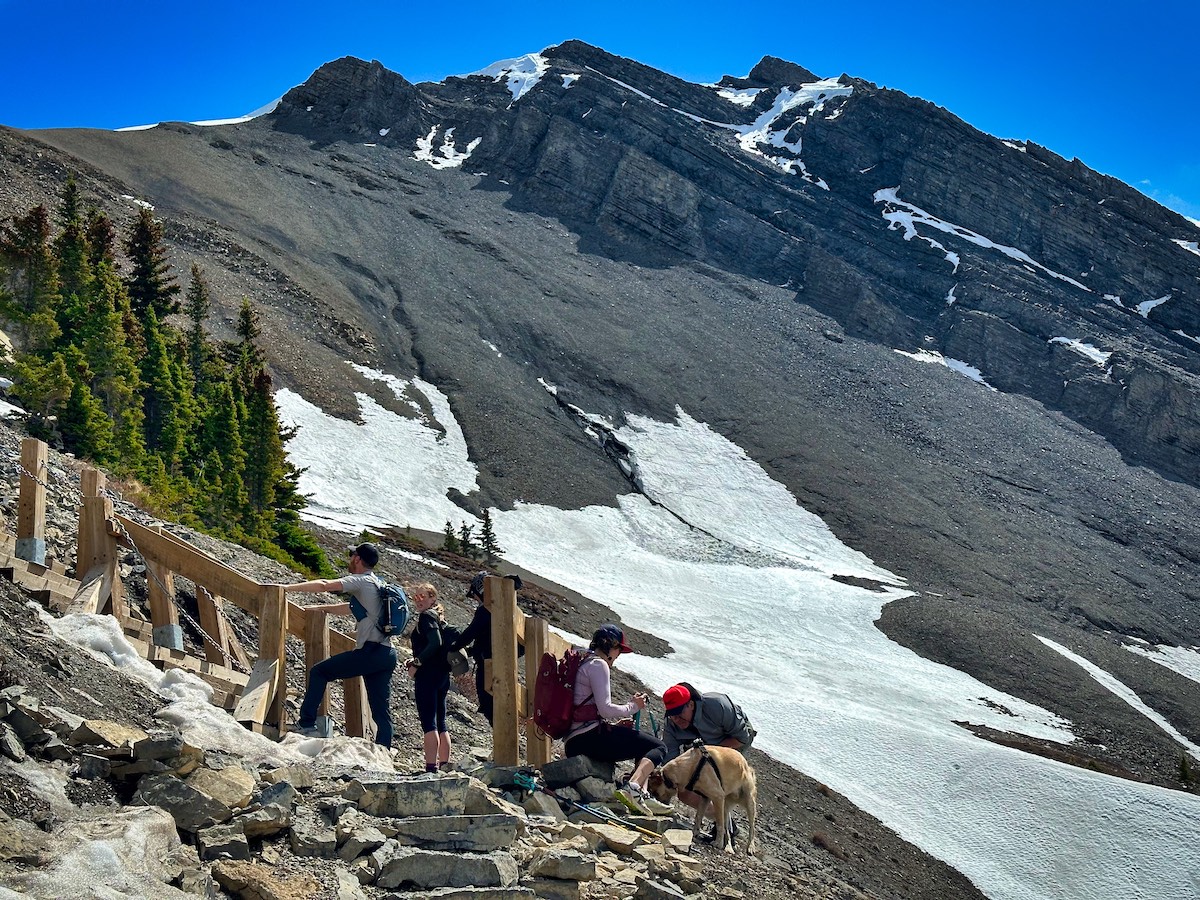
[14, 435, 564, 751]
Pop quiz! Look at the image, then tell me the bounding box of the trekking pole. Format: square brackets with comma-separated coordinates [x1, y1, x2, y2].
[512, 773, 663, 840]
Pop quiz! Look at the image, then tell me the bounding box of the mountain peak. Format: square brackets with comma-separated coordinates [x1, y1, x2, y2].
[746, 55, 821, 87]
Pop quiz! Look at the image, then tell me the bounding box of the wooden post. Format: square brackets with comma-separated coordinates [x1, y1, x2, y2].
[304, 609, 332, 720]
[343, 677, 372, 740]
[72, 467, 123, 616]
[525, 617, 552, 767]
[490, 575, 520, 765]
[17, 438, 47, 565]
[145, 560, 183, 650]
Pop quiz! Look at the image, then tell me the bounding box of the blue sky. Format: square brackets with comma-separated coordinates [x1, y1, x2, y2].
[1, 0, 1197, 220]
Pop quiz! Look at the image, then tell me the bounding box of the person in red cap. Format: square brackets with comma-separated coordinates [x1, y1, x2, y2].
[563, 624, 667, 815]
[661, 682, 756, 838]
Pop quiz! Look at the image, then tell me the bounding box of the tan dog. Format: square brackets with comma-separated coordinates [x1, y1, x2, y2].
[648, 743, 758, 855]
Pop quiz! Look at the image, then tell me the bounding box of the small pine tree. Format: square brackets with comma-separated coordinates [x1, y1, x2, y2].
[480, 508, 503, 564]
[183, 263, 211, 384]
[459, 522, 475, 559]
[442, 520, 460, 554]
[124, 207, 180, 322]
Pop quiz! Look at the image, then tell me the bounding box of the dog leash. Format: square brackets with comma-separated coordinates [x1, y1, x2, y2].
[513, 773, 664, 840]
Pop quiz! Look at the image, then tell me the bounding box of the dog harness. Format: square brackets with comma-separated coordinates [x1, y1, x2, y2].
[684, 739, 724, 798]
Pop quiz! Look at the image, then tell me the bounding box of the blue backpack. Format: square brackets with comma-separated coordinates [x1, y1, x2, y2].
[348, 579, 412, 637]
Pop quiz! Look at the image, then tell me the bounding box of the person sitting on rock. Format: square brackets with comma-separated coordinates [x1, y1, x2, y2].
[564, 624, 667, 814]
[280, 542, 397, 747]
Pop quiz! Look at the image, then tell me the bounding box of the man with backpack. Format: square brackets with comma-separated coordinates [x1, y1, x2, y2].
[278, 542, 399, 747]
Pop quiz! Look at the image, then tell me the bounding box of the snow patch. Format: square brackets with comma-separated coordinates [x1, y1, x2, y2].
[1038, 636, 1200, 760]
[1049, 337, 1111, 366]
[714, 86, 763, 106]
[1137, 295, 1170, 318]
[470, 53, 549, 103]
[894, 349, 996, 389]
[875, 188, 1089, 289]
[414, 125, 482, 170]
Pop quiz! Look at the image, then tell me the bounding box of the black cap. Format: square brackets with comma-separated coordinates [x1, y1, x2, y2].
[350, 542, 379, 568]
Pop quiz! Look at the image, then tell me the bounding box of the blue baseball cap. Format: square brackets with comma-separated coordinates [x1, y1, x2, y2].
[596, 624, 633, 652]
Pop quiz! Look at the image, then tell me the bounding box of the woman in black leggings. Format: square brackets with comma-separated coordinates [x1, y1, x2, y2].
[405, 583, 452, 773]
[564, 624, 667, 812]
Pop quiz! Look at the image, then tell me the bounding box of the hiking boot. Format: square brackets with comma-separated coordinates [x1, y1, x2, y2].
[613, 786, 651, 816]
[640, 796, 674, 816]
[291, 725, 324, 738]
[438, 761, 455, 773]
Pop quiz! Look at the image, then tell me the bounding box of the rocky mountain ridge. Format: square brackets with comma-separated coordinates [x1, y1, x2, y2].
[1, 38, 1199, 897]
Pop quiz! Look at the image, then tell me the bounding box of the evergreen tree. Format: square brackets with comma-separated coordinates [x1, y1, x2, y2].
[459, 522, 475, 559]
[241, 368, 285, 535]
[139, 308, 184, 467]
[85, 210, 117, 270]
[480, 509, 503, 564]
[58, 347, 115, 462]
[9, 353, 71, 445]
[0, 205, 60, 350]
[124, 207, 180, 322]
[80, 262, 145, 466]
[54, 175, 90, 309]
[442, 521, 460, 554]
[183, 263, 211, 384]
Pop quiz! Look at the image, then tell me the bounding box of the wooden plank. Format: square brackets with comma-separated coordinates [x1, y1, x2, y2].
[76, 469, 112, 576]
[112, 516, 263, 616]
[145, 560, 179, 632]
[525, 617, 552, 768]
[195, 589, 252, 672]
[17, 438, 46, 556]
[233, 658, 278, 725]
[66, 563, 111, 616]
[489, 576, 520, 766]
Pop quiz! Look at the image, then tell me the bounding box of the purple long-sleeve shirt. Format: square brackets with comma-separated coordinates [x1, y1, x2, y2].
[566, 653, 638, 740]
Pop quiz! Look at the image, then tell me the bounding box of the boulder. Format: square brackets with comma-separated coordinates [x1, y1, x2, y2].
[211, 859, 323, 900]
[187, 766, 256, 809]
[196, 821, 251, 861]
[383, 813, 520, 852]
[541, 756, 615, 788]
[132, 773, 233, 832]
[342, 773, 470, 817]
[527, 847, 597, 880]
[373, 845, 519, 890]
[69, 719, 149, 749]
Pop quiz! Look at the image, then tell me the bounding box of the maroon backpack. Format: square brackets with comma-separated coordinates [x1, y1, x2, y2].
[531, 648, 598, 739]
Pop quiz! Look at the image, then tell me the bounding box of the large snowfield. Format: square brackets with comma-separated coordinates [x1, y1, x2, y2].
[276, 366, 1200, 900]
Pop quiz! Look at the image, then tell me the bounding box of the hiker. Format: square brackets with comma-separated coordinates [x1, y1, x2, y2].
[661, 681, 756, 836]
[564, 624, 667, 814]
[405, 582, 454, 773]
[451, 571, 523, 725]
[281, 542, 397, 747]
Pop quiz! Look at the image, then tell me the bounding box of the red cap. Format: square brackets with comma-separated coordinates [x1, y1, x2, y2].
[663, 684, 691, 716]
